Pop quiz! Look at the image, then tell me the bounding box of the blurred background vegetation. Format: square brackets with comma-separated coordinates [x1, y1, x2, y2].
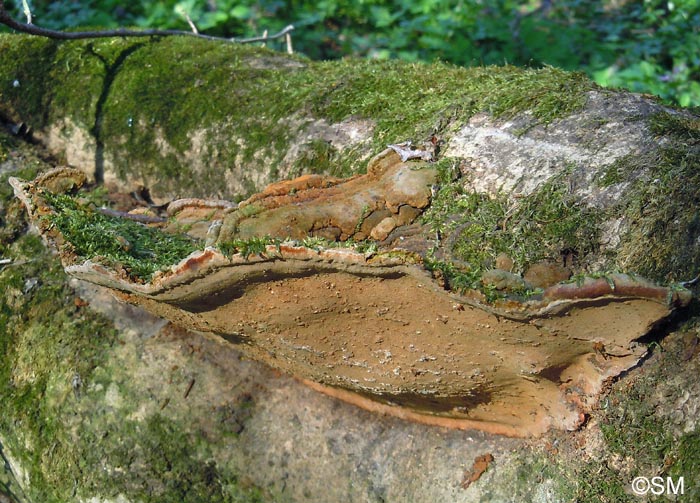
[4, 0, 700, 107]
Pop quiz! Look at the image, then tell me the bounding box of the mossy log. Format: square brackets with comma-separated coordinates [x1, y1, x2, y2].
[1, 33, 700, 502]
[1, 34, 698, 284]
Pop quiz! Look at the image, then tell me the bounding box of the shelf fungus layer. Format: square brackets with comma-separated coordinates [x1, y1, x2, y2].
[10, 155, 692, 438]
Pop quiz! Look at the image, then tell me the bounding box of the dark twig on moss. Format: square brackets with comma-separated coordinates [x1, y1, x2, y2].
[0, 1, 294, 45]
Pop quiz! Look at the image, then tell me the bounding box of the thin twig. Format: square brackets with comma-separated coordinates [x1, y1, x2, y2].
[20, 0, 31, 24]
[183, 378, 195, 399]
[681, 274, 700, 288]
[175, 5, 199, 34]
[238, 25, 294, 44]
[0, 2, 294, 45]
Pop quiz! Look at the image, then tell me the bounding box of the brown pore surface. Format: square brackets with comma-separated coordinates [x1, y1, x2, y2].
[129, 269, 668, 437]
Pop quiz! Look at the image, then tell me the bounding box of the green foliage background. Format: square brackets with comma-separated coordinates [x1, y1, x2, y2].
[2, 0, 700, 107]
[4, 1, 700, 106]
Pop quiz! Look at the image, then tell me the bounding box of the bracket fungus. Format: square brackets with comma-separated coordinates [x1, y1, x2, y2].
[10, 149, 692, 438]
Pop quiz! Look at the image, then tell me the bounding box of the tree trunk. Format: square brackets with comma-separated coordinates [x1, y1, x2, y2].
[1, 34, 699, 502]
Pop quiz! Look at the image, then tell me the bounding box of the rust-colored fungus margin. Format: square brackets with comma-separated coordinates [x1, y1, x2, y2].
[10, 152, 691, 438]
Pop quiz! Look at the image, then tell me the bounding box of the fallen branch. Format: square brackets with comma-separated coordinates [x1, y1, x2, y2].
[0, 1, 293, 45]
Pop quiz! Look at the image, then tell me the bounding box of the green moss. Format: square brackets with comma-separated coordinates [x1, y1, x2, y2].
[0, 460, 27, 503]
[648, 110, 700, 141]
[237, 203, 265, 218]
[217, 235, 279, 259]
[0, 247, 264, 502]
[2, 155, 113, 502]
[42, 191, 202, 281]
[307, 61, 593, 147]
[599, 332, 700, 503]
[568, 463, 632, 503]
[0, 135, 40, 251]
[1, 144, 266, 502]
[0, 36, 58, 127]
[614, 111, 700, 282]
[597, 153, 638, 187]
[483, 449, 632, 503]
[589, 110, 700, 282]
[300, 235, 333, 251]
[432, 157, 462, 186]
[0, 34, 596, 199]
[0, 133, 14, 163]
[72, 414, 265, 503]
[495, 453, 577, 501]
[422, 169, 602, 296]
[349, 239, 379, 255]
[215, 234, 385, 259]
[601, 403, 673, 470]
[0, 241, 119, 503]
[290, 139, 339, 178]
[670, 433, 700, 501]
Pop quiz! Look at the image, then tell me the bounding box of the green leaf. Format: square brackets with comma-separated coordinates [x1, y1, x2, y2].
[229, 5, 251, 20]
